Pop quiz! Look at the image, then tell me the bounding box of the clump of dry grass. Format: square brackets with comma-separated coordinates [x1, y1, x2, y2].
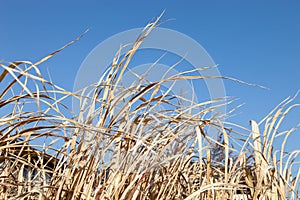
[0, 16, 299, 200]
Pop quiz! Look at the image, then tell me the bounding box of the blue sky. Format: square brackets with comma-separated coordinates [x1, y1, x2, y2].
[1, 1, 300, 150]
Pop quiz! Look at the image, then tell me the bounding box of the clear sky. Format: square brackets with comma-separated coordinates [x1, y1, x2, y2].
[1, 1, 300, 151]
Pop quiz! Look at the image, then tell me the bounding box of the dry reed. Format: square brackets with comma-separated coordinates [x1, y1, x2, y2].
[0, 15, 299, 200]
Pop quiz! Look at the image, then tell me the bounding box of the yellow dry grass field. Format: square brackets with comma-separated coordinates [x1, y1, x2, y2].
[0, 16, 299, 199]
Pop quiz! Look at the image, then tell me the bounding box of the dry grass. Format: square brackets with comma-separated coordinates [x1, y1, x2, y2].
[0, 16, 299, 200]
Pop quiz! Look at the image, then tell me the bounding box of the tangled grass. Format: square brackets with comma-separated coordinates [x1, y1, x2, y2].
[0, 16, 299, 200]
